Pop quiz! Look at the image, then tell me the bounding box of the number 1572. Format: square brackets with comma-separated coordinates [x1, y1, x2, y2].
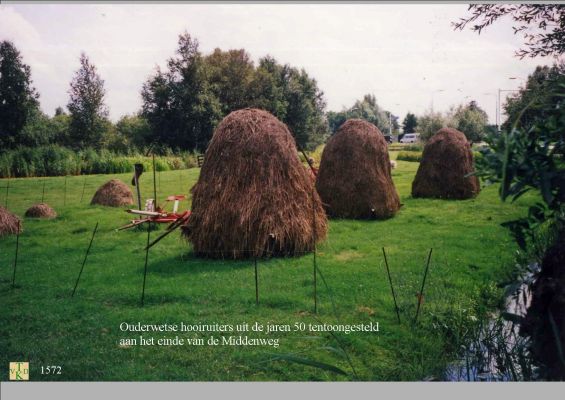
[41, 366, 62, 375]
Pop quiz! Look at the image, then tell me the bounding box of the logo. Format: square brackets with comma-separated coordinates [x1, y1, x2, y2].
[9, 362, 29, 381]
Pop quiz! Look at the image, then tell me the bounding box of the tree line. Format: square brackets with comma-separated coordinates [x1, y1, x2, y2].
[1, 30, 557, 158]
[0, 32, 327, 154]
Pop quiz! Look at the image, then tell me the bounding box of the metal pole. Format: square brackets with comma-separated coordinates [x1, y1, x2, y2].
[382, 247, 401, 324]
[414, 248, 433, 324]
[11, 222, 21, 288]
[72, 222, 99, 297]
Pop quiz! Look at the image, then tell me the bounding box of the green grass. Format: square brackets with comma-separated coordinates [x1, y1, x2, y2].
[0, 159, 534, 381]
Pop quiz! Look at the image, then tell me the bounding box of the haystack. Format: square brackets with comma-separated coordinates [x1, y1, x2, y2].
[315, 119, 401, 219]
[91, 179, 133, 207]
[0, 206, 22, 237]
[411, 128, 480, 199]
[182, 108, 327, 259]
[25, 203, 57, 219]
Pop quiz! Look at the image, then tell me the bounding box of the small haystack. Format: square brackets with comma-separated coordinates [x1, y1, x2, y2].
[25, 203, 57, 219]
[91, 179, 133, 207]
[183, 108, 327, 259]
[0, 206, 22, 237]
[315, 119, 401, 219]
[411, 128, 480, 199]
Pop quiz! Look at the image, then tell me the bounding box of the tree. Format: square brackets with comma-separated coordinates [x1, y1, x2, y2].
[0, 40, 40, 149]
[67, 53, 109, 149]
[416, 109, 446, 142]
[449, 101, 489, 143]
[502, 64, 565, 131]
[327, 110, 347, 134]
[141, 32, 222, 152]
[142, 33, 328, 152]
[249, 56, 328, 149]
[280, 65, 328, 149]
[204, 48, 255, 114]
[454, 4, 565, 58]
[18, 109, 54, 147]
[50, 112, 71, 146]
[402, 112, 418, 134]
[54, 106, 66, 116]
[116, 114, 152, 150]
[327, 94, 393, 136]
[477, 76, 565, 379]
[248, 56, 288, 119]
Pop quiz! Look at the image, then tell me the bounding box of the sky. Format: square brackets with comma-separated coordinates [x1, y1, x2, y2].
[0, 2, 557, 124]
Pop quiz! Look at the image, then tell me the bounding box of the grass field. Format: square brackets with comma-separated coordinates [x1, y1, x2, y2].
[0, 157, 534, 381]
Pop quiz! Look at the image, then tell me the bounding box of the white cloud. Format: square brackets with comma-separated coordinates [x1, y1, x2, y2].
[0, 3, 555, 123]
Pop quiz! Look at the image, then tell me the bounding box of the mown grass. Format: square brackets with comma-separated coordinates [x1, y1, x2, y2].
[0, 157, 534, 381]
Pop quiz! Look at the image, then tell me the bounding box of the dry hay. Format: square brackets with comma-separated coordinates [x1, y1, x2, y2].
[25, 203, 57, 219]
[411, 128, 480, 199]
[182, 108, 327, 259]
[315, 119, 401, 219]
[0, 206, 22, 236]
[91, 179, 133, 207]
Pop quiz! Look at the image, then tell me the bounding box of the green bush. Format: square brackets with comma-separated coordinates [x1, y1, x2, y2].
[402, 144, 424, 152]
[389, 143, 423, 152]
[396, 150, 481, 163]
[0, 146, 200, 178]
[397, 151, 422, 162]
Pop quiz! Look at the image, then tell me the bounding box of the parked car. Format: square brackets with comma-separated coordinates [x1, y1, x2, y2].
[400, 133, 420, 143]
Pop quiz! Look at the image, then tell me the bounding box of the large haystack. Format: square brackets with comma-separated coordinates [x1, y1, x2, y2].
[91, 179, 133, 207]
[0, 206, 22, 237]
[25, 203, 57, 219]
[183, 108, 327, 259]
[315, 119, 401, 219]
[411, 128, 480, 199]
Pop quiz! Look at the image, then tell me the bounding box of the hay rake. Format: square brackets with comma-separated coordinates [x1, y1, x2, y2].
[118, 195, 190, 231]
[118, 155, 192, 249]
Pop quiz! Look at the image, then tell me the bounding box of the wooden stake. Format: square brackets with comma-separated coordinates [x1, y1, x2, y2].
[4, 177, 9, 208]
[80, 177, 86, 203]
[63, 176, 67, 206]
[152, 154, 157, 208]
[312, 189, 317, 314]
[71, 222, 99, 297]
[414, 248, 433, 325]
[141, 224, 151, 306]
[133, 166, 142, 211]
[11, 222, 21, 288]
[382, 247, 401, 324]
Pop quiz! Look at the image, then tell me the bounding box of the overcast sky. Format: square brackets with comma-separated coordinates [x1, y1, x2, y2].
[0, 2, 556, 124]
